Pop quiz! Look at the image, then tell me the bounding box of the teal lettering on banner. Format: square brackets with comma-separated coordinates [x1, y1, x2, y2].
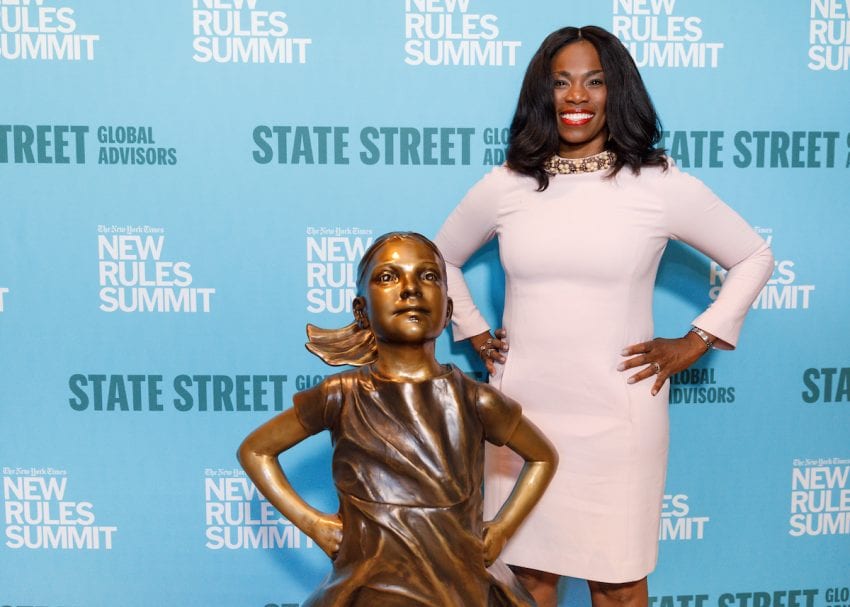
[0, 124, 88, 164]
[173, 374, 287, 412]
[802, 368, 850, 403]
[68, 374, 164, 411]
[717, 590, 819, 607]
[650, 595, 710, 607]
[251, 125, 474, 165]
[69, 374, 288, 412]
[660, 131, 724, 168]
[825, 588, 850, 603]
[359, 126, 473, 165]
[253, 125, 350, 164]
[732, 131, 840, 168]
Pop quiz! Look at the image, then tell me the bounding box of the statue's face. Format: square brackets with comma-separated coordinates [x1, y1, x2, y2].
[358, 239, 450, 344]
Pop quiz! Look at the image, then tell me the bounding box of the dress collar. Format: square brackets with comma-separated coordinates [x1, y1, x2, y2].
[543, 150, 616, 176]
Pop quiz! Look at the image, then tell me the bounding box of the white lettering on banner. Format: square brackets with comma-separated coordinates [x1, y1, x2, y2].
[3, 470, 118, 550]
[809, 0, 850, 70]
[659, 493, 709, 540]
[0, 287, 7, 311]
[404, 0, 521, 66]
[789, 458, 850, 536]
[203, 471, 315, 550]
[613, 0, 724, 68]
[0, 1, 100, 61]
[306, 228, 374, 314]
[192, 0, 312, 64]
[96, 226, 217, 313]
[709, 228, 815, 310]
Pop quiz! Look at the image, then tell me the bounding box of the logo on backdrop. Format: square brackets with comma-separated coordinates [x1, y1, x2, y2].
[306, 227, 374, 314]
[709, 228, 816, 311]
[251, 124, 476, 166]
[650, 590, 823, 607]
[204, 468, 314, 549]
[809, 0, 850, 70]
[3, 466, 117, 549]
[0, 287, 8, 312]
[659, 130, 848, 169]
[659, 491, 709, 540]
[249, 125, 850, 167]
[612, 0, 724, 68]
[96, 126, 177, 166]
[0, 124, 177, 166]
[192, 0, 312, 64]
[825, 588, 850, 607]
[97, 225, 216, 313]
[481, 126, 509, 165]
[802, 367, 850, 404]
[669, 367, 735, 405]
[789, 457, 850, 536]
[0, 0, 99, 61]
[403, 0, 521, 66]
[68, 373, 289, 412]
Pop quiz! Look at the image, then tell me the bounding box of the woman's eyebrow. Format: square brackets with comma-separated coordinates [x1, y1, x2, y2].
[552, 69, 605, 77]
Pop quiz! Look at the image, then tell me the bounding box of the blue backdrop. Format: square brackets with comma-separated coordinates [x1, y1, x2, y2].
[2, 1, 849, 606]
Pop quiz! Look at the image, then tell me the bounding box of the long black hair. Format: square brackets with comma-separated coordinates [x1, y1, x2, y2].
[506, 25, 667, 191]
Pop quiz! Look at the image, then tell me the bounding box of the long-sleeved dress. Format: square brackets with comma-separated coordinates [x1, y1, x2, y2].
[434, 162, 773, 583]
[293, 364, 536, 606]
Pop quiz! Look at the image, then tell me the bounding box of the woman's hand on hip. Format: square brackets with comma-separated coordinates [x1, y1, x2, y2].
[470, 329, 509, 375]
[618, 332, 710, 396]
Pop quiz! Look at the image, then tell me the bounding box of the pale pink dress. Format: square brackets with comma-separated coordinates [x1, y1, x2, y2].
[434, 162, 773, 582]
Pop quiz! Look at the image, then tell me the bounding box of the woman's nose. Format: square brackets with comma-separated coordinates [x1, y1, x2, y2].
[564, 83, 587, 103]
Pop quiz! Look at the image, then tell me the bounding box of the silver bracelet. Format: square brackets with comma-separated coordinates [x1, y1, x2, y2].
[688, 326, 714, 350]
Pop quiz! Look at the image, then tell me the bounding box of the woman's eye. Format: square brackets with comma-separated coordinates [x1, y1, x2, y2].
[588, 78, 604, 87]
[422, 271, 438, 281]
[376, 272, 395, 283]
[553, 79, 568, 88]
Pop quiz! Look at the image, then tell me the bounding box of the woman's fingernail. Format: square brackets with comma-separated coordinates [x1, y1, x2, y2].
[627, 377, 635, 384]
[617, 363, 625, 371]
[651, 389, 658, 396]
[621, 349, 629, 356]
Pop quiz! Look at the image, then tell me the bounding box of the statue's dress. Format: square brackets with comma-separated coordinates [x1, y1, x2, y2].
[293, 364, 535, 607]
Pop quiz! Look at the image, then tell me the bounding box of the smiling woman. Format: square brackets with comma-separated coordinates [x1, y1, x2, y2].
[435, 24, 773, 607]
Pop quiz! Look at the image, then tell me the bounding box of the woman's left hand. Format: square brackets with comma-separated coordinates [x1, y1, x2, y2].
[618, 333, 710, 396]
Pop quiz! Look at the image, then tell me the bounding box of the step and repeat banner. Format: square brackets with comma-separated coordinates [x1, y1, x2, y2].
[2, 1, 848, 606]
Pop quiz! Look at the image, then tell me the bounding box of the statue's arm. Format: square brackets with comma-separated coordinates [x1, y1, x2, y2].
[482, 414, 558, 566]
[237, 408, 343, 558]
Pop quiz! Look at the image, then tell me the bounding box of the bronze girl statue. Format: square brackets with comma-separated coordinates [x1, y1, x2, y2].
[238, 232, 558, 606]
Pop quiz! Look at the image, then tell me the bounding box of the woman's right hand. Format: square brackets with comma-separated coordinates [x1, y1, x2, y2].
[470, 329, 509, 375]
